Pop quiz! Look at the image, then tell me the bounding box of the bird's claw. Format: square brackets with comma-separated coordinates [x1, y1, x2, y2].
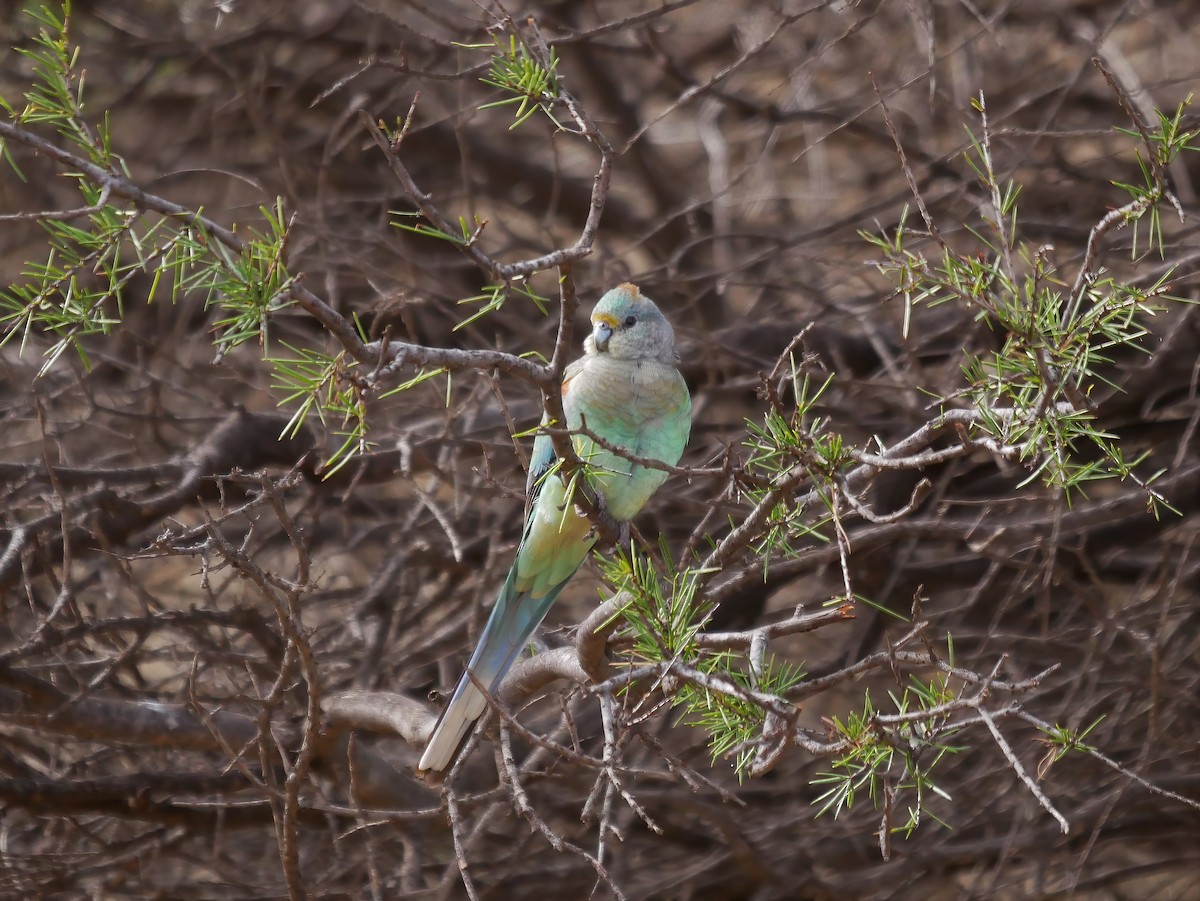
[586, 488, 629, 548]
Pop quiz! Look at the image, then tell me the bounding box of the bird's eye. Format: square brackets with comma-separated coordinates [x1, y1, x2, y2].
[623, 315, 637, 327]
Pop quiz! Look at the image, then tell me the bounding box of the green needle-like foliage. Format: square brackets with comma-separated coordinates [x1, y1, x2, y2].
[861, 92, 1196, 509]
[604, 548, 805, 778]
[0, 1, 459, 476]
[474, 34, 563, 130]
[812, 671, 963, 837]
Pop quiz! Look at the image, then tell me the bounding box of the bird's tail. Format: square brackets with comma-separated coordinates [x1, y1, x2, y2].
[418, 571, 561, 776]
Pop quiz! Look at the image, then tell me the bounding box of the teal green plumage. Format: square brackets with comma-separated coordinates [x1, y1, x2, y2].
[418, 284, 691, 776]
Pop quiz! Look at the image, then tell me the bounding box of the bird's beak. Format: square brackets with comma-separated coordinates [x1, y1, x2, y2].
[592, 319, 613, 352]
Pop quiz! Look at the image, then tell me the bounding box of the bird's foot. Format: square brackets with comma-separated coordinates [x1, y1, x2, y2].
[589, 489, 629, 548]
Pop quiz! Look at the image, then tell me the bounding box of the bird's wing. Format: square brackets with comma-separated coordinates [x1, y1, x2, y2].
[523, 356, 588, 523]
[566, 361, 691, 523]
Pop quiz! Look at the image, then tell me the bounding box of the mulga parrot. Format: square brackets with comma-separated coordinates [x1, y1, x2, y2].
[417, 283, 691, 776]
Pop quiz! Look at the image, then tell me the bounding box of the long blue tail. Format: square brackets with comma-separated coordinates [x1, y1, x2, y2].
[417, 570, 564, 775]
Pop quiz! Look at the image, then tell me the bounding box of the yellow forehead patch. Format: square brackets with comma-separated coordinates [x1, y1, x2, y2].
[593, 313, 620, 328]
[617, 282, 641, 296]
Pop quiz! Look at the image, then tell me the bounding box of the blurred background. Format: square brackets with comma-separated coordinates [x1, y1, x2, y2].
[1, 1, 1199, 898]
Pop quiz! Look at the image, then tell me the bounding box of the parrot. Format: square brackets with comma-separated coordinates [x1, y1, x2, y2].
[417, 283, 691, 777]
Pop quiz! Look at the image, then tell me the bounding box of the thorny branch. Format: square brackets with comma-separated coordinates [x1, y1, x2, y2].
[3, 2, 1200, 899]
[360, 59, 625, 539]
[0, 117, 553, 389]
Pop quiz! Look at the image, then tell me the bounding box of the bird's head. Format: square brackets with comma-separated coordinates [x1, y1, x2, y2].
[585, 283, 677, 363]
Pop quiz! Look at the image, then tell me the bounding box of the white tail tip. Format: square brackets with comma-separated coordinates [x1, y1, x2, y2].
[417, 680, 489, 775]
